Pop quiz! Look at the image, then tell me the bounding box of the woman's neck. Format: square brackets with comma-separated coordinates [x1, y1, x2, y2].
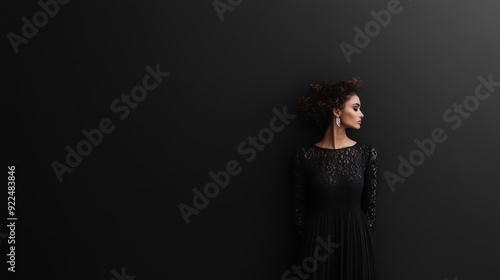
[315, 123, 354, 149]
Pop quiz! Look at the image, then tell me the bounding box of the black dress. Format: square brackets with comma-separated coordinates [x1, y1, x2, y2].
[291, 142, 379, 280]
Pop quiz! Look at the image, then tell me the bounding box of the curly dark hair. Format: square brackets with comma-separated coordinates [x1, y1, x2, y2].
[298, 76, 363, 127]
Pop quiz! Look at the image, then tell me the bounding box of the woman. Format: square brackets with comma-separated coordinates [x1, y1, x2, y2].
[291, 77, 379, 280]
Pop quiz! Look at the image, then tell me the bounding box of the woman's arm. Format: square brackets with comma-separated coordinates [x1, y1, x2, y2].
[292, 149, 307, 236]
[361, 145, 379, 229]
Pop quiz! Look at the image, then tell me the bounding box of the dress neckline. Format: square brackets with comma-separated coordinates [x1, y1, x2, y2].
[312, 142, 359, 150]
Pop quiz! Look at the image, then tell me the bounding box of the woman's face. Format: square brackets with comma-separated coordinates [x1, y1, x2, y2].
[336, 94, 364, 129]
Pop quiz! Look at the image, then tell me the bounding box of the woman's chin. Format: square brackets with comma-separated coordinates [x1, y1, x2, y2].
[345, 123, 362, 129]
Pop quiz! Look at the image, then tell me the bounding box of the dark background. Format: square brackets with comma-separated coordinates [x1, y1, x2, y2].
[4, 0, 500, 279]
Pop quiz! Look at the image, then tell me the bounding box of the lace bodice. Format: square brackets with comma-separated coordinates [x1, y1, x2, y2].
[292, 142, 379, 235]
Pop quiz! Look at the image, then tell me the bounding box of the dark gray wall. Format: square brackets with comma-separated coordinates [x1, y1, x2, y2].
[5, 0, 500, 279]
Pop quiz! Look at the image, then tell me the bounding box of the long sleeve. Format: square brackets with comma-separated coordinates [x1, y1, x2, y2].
[361, 145, 379, 229]
[292, 149, 307, 236]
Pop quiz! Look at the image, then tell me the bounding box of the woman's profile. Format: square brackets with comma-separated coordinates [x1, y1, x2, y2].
[291, 77, 379, 279]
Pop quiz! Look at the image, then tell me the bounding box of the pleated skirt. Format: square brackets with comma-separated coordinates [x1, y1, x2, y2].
[294, 208, 378, 280]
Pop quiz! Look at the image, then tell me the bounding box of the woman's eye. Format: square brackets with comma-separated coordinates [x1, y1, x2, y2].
[353, 108, 359, 111]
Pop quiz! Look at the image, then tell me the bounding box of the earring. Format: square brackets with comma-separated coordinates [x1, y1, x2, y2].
[335, 117, 341, 127]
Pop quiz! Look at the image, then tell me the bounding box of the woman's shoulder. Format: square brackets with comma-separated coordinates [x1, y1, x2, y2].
[356, 142, 378, 159]
[291, 145, 318, 161]
[292, 145, 311, 156]
[356, 141, 376, 149]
